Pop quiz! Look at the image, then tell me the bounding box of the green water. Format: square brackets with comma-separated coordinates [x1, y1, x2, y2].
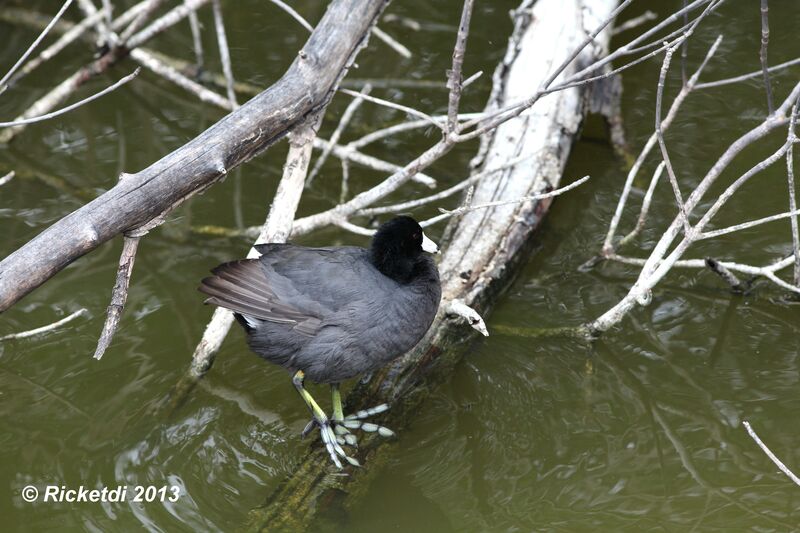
[2, 0, 800, 531]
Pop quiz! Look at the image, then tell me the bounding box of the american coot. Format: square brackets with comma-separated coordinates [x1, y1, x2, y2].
[199, 216, 441, 467]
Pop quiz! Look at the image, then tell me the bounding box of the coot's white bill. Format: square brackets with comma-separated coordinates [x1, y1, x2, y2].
[421, 232, 439, 254]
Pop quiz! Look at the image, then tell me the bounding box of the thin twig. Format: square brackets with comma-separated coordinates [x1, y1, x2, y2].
[681, 0, 688, 86]
[421, 176, 590, 227]
[130, 49, 231, 109]
[0, 308, 88, 341]
[617, 162, 666, 249]
[446, 0, 474, 136]
[312, 137, 437, 188]
[212, 0, 237, 108]
[119, 0, 166, 44]
[187, 4, 204, 71]
[348, 113, 483, 150]
[611, 10, 657, 35]
[604, 36, 722, 254]
[269, 0, 313, 32]
[372, 27, 412, 59]
[699, 208, 800, 240]
[0, 68, 140, 128]
[743, 420, 800, 487]
[93, 235, 140, 359]
[0, 0, 74, 93]
[7, 7, 110, 87]
[339, 88, 443, 130]
[787, 106, 800, 285]
[759, 0, 774, 114]
[357, 153, 535, 217]
[696, 57, 800, 90]
[705, 257, 744, 291]
[307, 84, 371, 185]
[0, 171, 14, 187]
[656, 44, 692, 236]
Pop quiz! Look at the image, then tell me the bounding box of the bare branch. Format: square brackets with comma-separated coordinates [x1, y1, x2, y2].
[788, 106, 800, 285]
[187, 2, 204, 70]
[339, 88, 443, 130]
[759, 0, 774, 114]
[743, 420, 800, 487]
[212, 0, 238, 109]
[130, 49, 231, 109]
[7, 6, 110, 87]
[358, 153, 535, 217]
[93, 235, 140, 360]
[0, 68, 140, 128]
[695, 57, 800, 90]
[603, 36, 722, 254]
[0, 171, 14, 187]
[705, 257, 745, 291]
[0, 0, 74, 93]
[617, 162, 666, 249]
[118, 0, 166, 44]
[699, 208, 800, 240]
[373, 27, 412, 59]
[421, 176, 590, 227]
[446, 0, 474, 135]
[446, 299, 488, 336]
[269, 0, 313, 32]
[611, 10, 657, 35]
[0, 309, 88, 341]
[656, 44, 692, 236]
[312, 137, 437, 188]
[307, 84, 371, 186]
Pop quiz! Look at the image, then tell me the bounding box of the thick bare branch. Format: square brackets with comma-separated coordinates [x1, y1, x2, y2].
[0, 0, 391, 313]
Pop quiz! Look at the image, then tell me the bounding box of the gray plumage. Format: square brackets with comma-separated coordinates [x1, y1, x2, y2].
[199, 239, 441, 383]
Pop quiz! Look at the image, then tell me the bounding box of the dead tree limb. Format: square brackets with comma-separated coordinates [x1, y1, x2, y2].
[245, 0, 618, 529]
[0, 0, 390, 314]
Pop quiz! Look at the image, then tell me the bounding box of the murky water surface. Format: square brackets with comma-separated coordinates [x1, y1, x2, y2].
[1, 0, 800, 531]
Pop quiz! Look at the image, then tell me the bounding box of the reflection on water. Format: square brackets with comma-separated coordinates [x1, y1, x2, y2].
[2, 0, 800, 531]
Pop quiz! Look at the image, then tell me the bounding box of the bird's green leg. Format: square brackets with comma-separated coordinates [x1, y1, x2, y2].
[331, 383, 359, 447]
[332, 383, 345, 422]
[292, 371, 358, 468]
[329, 383, 396, 442]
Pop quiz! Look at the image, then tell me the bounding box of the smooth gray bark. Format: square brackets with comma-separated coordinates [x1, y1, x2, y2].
[0, 0, 389, 312]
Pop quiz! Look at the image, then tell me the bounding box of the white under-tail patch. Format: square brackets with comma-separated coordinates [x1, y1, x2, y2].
[241, 314, 260, 329]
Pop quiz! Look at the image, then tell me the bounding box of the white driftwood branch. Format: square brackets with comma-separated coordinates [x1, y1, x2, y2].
[0, 308, 88, 341]
[446, 299, 488, 336]
[0, 171, 14, 187]
[743, 420, 800, 487]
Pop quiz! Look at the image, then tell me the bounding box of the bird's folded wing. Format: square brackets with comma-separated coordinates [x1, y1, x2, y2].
[199, 259, 322, 336]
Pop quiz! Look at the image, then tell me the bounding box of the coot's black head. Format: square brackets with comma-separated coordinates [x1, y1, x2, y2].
[370, 216, 439, 282]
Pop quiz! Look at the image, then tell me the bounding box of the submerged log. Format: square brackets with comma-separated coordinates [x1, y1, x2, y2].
[0, 0, 389, 313]
[246, 0, 619, 530]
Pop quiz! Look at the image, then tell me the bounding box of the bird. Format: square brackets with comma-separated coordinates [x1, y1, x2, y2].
[198, 216, 441, 467]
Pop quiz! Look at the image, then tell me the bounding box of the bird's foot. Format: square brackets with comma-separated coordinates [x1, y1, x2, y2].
[303, 415, 361, 469]
[303, 404, 395, 449]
